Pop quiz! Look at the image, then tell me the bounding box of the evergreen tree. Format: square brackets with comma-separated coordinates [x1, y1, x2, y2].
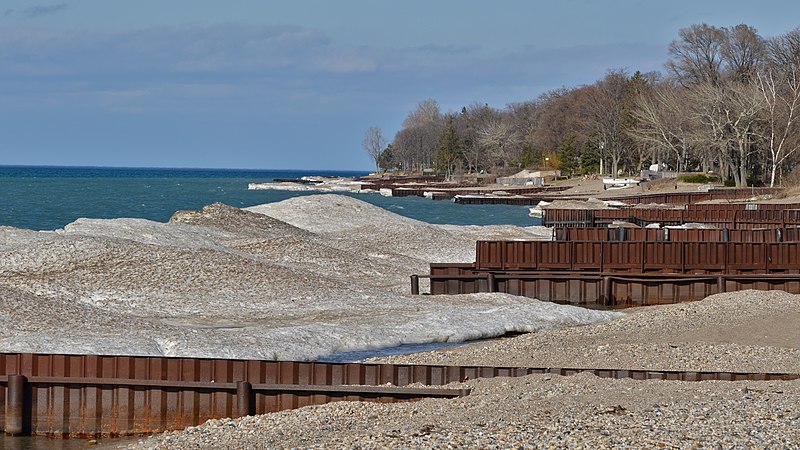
[558, 134, 579, 177]
[378, 144, 396, 172]
[436, 121, 462, 178]
[519, 142, 535, 168]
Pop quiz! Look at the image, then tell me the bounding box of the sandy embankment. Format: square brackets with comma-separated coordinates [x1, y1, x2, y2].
[128, 196, 800, 449]
[5, 193, 799, 447]
[131, 290, 800, 449]
[0, 194, 604, 361]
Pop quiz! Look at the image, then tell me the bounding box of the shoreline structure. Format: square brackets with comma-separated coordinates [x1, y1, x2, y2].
[2, 176, 800, 447]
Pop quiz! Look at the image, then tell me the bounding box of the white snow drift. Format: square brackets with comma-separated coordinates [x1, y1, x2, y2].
[0, 195, 621, 360]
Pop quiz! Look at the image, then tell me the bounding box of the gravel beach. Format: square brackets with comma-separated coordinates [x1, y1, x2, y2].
[126, 292, 800, 448]
[5, 192, 799, 448]
[2, 195, 604, 361]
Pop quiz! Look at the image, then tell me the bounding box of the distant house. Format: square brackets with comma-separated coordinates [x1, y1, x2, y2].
[496, 169, 560, 185]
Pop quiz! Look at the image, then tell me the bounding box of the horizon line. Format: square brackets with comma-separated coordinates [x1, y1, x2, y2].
[0, 163, 371, 173]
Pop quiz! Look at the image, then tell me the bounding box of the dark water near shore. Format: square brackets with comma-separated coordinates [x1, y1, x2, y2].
[0, 166, 538, 230]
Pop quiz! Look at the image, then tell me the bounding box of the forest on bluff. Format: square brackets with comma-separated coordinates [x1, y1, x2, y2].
[363, 24, 800, 187]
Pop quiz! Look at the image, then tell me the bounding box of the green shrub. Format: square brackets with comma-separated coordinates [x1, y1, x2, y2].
[679, 174, 719, 183]
[724, 178, 736, 187]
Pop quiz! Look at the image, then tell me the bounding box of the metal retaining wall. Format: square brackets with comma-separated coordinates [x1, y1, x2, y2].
[451, 188, 784, 207]
[426, 268, 800, 307]
[454, 188, 785, 207]
[473, 240, 800, 274]
[543, 208, 800, 228]
[391, 186, 567, 198]
[604, 187, 782, 205]
[686, 203, 800, 211]
[553, 227, 800, 243]
[3, 352, 799, 438]
[0, 353, 477, 437]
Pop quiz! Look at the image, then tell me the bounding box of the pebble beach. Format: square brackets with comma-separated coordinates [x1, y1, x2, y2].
[121, 192, 800, 449]
[3, 189, 799, 448]
[129, 290, 800, 449]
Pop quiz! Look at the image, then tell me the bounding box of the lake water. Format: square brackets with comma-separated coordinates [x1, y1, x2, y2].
[0, 166, 539, 230]
[0, 165, 540, 448]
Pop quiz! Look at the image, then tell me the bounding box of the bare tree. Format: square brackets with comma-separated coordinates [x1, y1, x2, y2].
[757, 29, 800, 186]
[722, 24, 766, 83]
[533, 87, 593, 165]
[393, 99, 445, 171]
[458, 103, 494, 173]
[477, 116, 519, 169]
[402, 99, 442, 129]
[691, 81, 765, 186]
[588, 70, 632, 175]
[362, 126, 386, 173]
[667, 24, 726, 87]
[628, 82, 697, 174]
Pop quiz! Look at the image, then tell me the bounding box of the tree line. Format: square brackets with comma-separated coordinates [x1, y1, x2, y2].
[363, 24, 800, 187]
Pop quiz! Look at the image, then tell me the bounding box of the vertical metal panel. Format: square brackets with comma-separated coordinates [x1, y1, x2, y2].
[727, 242, 768, 273]
[538, 241, 572, 270]
[767, 242, 800, 274]
[602, 242, 642, 272]
[643, 242, 684, 273]
[573, 241, 603, 271]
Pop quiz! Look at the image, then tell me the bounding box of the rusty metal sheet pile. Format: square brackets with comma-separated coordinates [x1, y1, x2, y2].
[603, 187, 782, 205]
[420, 237, 800, 305]
[0, 354, 479, 437]
[544, 207, 800, 228]
[554, 227, 800, 243]
[449, 187, 784, 207]
[473, 240, 800, 274]
[426, 270, 800, 306]
[687, 203, 800, 211]
[3, 353, 798, 439]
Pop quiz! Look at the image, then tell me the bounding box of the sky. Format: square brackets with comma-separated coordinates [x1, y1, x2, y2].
[2, 1, 800, 171]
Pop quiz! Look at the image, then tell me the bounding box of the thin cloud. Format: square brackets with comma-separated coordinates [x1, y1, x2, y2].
[20, 3, 69, 19]
[412, 43, 480, 55]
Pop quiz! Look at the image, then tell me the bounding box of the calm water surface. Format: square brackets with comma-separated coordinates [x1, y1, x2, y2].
[0, 166, 538, 448]
[0, 166, 539, 230]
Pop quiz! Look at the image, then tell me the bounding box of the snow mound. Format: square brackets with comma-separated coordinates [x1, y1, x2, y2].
[0, 198, 622, 361]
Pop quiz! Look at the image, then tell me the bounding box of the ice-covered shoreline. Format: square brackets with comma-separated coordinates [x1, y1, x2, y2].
[248, 176, 366, 193]
[0, 195, 620, 361]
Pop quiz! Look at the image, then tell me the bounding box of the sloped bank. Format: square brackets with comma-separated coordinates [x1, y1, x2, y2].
[0, 195, 616, 361]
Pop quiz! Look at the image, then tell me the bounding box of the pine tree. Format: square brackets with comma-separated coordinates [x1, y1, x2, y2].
[436, 122, 462, 178]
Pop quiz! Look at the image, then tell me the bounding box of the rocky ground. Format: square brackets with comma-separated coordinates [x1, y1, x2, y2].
[128, 373, 800, 449]
[0, 195, 602, 361]
[6, 192, 799, 448]
[127, 290, 800, 449]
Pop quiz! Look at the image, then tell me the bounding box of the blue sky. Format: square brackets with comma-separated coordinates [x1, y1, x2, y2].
[2, 1, 800, 170]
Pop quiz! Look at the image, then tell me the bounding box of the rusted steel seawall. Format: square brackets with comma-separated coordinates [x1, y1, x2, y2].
[426, 267, 800, 307]
[553, 227, 800, 243]
[0, 353, 472, 438]
[543, 208, 800, 228]
[2, 353, 798, 438]
[473, 240, 800, 274]
[417, 238, 800, 307]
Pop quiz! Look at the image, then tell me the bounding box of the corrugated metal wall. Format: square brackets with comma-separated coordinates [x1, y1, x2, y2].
[544, 208, 800, 228]
[472, 240, 800, 274]
[3, 353, 798, 438]
[554, 227, 800, 243]
[427, 269, 800, 306]
[0, 354, 490, 437]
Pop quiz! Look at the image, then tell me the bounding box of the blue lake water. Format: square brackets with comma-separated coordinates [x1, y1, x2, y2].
[0, 166, 539, 230]
[0, 166, 540, 446]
